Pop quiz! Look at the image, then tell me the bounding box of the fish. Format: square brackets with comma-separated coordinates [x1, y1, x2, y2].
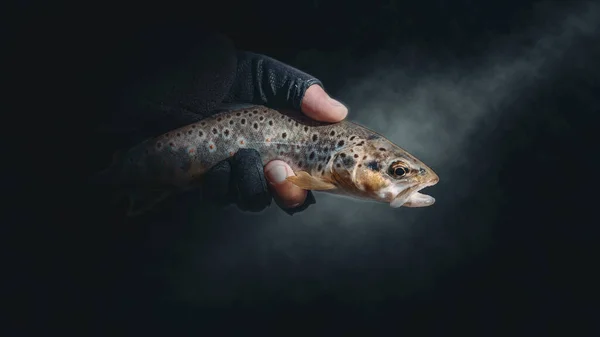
[93, 104, 439, 216]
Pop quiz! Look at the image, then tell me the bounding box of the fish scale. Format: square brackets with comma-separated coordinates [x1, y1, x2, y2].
[99, 105, 439, 215]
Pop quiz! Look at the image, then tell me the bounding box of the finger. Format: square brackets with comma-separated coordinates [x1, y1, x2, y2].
[300, 84, 348, 123]
[264, 160, 308, 209]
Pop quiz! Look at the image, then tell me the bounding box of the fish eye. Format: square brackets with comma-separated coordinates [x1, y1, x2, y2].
[394, 167, 407, 176]
[388, 161, 409, 178]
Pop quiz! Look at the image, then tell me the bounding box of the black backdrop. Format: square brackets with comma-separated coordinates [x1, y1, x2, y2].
[10, 0, 599, 335]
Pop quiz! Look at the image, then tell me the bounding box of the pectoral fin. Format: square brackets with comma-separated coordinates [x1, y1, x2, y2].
[286, 171, 337, 191]
[127, 190, 172, 217]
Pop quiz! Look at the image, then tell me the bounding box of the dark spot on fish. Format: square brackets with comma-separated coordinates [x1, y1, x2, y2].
[236, 112, 241, 116]
[200, 122, 206, 126]
[253, 123, 258, 129]
[326, 156, 331, 162]
[330, 130, 335, 136]
[244, 110, 249, 114]
[419, 168, 426, 175]
[280, 151, 284, 155]
[169, 142, 174, 147]
[224, 129, 230, 136]
[358, 164, 362, 167]
[277, 144, 281, 149]
[357, 141, 365, 146]
[342, 156, 355, 167]
[217, 117, 222, 121]
[212, 128, 218, 134]
[321, 169, 325, 175]
[312, 134, 318, 142]
[263, 110, 268, 113]
[363, 155, 367, 160]
[282, 132, 287, 139]
[156, 142, 162, 149]
[336, 163, 341, 168]
[350, 136, 356, 140]
[288, 118, 292, 122]
[304, 126, 309, 132]
[368, 134, 379, 140]
[323, 146, 328, 152]
[191, 125, 196, 128]
[354, 154, 359, 158]
[198, 131, 204, 137]
[366, 161, 379, 171]
[281, 115, 285, 119]
[309, 152, 315, 160]
[340, 153, 346, 158]
[317, 164, 323, 171]
[338, 140, 345, 147]
[379, 148, 386, 151]
[337, 134, 341, 138]
[269, 120, 273, 126]
[229, 120, 234, 125]
[253, 110, 258, 114]
[241, 119, 246, 124]
[259, 116, 264, 121]
[165, 133, 170, 137]
[298, 161, 303, 168]
[188, 130, 192, 135]
[177, 133, 182, 137]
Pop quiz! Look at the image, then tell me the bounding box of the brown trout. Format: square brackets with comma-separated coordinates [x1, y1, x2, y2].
[96, 104, 439, 215]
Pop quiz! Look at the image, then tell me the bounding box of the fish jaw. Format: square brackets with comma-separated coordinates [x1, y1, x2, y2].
[401, 191, 436, 207]
[389, 174, 439, 208]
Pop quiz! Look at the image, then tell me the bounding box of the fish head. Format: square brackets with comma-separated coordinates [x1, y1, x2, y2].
[329, 136, 439, 208]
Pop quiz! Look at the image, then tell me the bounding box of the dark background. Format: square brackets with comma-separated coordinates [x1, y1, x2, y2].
[10, 0, 598, 335]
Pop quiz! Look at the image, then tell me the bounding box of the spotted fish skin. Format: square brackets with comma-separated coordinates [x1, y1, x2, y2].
[114, 106, 365, 185]
[103, 105, 439, 214]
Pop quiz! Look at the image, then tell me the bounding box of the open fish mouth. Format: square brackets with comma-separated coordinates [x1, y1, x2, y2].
[390, 179, 439, 208]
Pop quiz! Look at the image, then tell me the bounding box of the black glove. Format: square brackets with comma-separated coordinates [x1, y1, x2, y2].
[203, 149, 316, 215]
[224, 51, 324, 110]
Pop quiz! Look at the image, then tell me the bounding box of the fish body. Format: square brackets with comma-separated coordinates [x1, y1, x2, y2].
[98, 105, 439, 215]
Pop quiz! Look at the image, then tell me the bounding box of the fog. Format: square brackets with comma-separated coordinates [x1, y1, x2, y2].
[162, 1, 599, 304]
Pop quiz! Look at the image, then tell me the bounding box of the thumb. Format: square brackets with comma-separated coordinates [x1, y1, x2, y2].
[300, 84, 348, 123]
[264, 160, 308, 209]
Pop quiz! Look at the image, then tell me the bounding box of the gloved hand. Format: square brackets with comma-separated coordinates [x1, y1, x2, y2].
[112, 29, 348, 215]
[203, 148, 314, 214]
[204, 51, 348, 214]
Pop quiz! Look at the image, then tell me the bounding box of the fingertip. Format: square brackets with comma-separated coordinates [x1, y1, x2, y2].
[301, 84, 348, 123]
[264, 160, 308, 209]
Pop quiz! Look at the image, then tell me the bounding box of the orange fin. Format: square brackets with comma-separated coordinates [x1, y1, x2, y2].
[286, 171, 337, 191]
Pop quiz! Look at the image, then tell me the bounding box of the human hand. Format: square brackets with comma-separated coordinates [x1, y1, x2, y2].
[97, 28, 347, 215]
[206, 51, 348, 214]
[264, 84, 348, 211]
